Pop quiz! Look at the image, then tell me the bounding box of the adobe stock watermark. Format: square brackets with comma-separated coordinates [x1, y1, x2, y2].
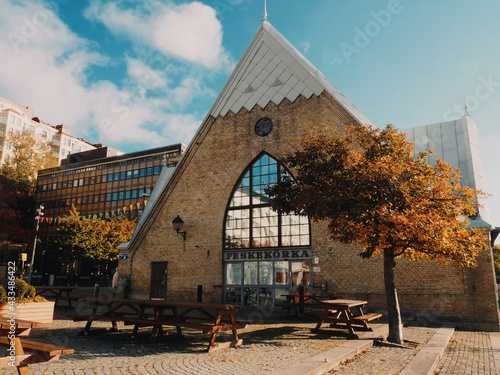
[443, 74, 500, 121]
[7, 0, 71, 53]
[5, 261, 17, 368]
[324, 0, 405, 66]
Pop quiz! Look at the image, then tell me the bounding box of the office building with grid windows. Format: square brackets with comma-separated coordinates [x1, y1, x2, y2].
[33, 143, 186, 279]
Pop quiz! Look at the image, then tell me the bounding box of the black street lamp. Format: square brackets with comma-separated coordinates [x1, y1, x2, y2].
[28, 205, 44, 284]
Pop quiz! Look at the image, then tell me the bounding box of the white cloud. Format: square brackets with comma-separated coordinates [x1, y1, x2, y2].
[125, 57, 168, 98]
[85, 0, 230, 69]
[0, 0, 230, 152]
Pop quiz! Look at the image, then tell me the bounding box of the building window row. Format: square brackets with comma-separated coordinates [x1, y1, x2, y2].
[38, 152, 179, 180]
[41, 187, 151, 209]
[39, 166, 162, 192]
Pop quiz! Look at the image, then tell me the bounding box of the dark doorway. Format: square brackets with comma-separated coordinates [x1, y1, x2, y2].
[150, 261, 168, 299]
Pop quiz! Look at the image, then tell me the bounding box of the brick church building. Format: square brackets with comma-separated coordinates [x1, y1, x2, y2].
[117, 19, 499, 330]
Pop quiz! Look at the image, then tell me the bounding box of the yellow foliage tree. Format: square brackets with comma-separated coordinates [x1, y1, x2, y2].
[267, 124, 489, 344]
[56, 206, 137, 262]
[1, 129, 57, 196]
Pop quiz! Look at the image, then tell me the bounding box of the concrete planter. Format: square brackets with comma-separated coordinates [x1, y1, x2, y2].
[0, 301, 55, 324]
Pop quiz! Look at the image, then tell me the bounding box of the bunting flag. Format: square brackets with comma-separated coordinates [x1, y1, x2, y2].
[37, 202, 145, 229]
[39, 216, 137, 233]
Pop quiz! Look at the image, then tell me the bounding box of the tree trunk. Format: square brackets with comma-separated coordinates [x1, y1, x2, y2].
[383, 248, 403, 344]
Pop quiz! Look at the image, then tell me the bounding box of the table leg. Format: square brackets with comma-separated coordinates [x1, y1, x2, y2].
[150, 307, 165, 341]
[84, 319, 93, 335]
[172, 307, 183, 338]
[131, 305, 147, 339]
[66, 291, 72, 308]
[229, 313, 240, 343]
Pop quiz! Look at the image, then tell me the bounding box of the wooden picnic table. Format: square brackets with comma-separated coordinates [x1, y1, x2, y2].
[0, 336, 74, 375]
[281, 293, 338, 318]
[0, 316, 48, 337]
[309, 299, 382, 338]
[36, 286, 79, 308]
[73, 298, 248, 352]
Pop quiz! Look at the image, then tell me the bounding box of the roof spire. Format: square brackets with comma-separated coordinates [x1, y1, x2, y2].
[263, 0, 268, 21]
[464, 97, 469, 116]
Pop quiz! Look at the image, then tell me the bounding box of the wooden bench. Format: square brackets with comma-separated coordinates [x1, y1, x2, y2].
[281, 294, 338, 318]
[351, 313, 383, 323]
[74, 313, 248, 340]
[36, 287, 79, 309]
[42, 295, 80, 309]
[75, 298, 247, 352]
[0, 337, 74, 375]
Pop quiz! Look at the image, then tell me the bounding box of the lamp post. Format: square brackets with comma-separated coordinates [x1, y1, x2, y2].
[28, 205, 44, 284]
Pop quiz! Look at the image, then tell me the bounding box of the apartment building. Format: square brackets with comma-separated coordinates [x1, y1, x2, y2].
[0, 96, 97, 166]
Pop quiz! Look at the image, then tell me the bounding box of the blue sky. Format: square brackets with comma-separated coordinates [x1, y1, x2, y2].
[1, 0, 499, 226]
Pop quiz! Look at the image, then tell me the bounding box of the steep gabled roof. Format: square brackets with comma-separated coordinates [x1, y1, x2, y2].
[119, 20, 371, 254]
[209, 20, 370, 125]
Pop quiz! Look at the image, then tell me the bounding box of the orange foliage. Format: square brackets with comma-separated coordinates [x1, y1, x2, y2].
[268, 124, 489, 266]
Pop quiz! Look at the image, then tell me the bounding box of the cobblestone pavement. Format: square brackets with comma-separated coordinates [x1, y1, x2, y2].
[0, 311, 354, 375]
[433, 330, 496, 375]
[328, 327, 499, 375]
[1, 310, 498, 375]
[328, 326, 437, 375]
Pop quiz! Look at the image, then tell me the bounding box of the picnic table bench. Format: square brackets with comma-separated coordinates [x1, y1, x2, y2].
[36, 286, 79, 308]
[308, 299, 382, 338]
[281, 293, 338, 318]
[0, 336, 74, 375]
[73, 298, 248, 352]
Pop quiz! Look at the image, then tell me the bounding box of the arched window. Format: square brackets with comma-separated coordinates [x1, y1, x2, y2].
[224, 153, 310, 249]
[223, 153, 311, 307]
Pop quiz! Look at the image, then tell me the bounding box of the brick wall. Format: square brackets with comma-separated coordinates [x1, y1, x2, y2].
[122, 92, 499, 330]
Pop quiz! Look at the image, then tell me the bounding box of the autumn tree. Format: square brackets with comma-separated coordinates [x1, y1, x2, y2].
[1, 129, 58, 196]
[0, 130, 58, 260]
[55, 206, 137, 262]
[267, 124, 489, 344]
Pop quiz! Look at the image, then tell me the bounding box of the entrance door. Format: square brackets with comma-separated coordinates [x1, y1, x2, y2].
[150, 262, 168, 299]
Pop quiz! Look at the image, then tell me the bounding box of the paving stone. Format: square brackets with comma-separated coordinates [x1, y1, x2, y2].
[0, 312, 497, 375]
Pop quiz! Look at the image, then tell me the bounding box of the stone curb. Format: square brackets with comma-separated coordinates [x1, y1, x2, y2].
[400, 326, 454, 375]
[490, 332, 500, 371]
[273, 325, 388, 375]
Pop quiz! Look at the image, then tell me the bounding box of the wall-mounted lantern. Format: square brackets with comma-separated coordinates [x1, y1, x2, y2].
[172, 215, 186, 240]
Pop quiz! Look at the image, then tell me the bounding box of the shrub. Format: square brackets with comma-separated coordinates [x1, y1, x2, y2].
[14, 279, 29, 299]
[0, 280, 47, 304]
